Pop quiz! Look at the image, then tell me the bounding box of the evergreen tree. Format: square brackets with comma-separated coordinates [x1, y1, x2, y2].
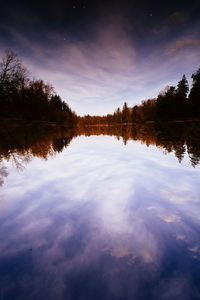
[177, 74, 189, 98]
[175, 74, 189, 118]
[189, 68, 200, 117]
[131, 105, 138, 122]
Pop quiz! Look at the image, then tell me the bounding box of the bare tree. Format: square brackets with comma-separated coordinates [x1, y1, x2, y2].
[0, 49, 29, 96]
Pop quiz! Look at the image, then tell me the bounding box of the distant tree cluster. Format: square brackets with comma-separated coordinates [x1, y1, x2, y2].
[0, 50, 77, 125]
[78, 70, 200, 126]
[1, 50, 200, 127]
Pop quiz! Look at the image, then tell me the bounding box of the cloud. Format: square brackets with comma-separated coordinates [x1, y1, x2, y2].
[151, 29, 163, 35]
[1, 1, 200, 116]
[167, 11, 189, 26]
[165, 39, 200, 55]
[3, 20, 141, 115]
[151, 11, 189, 37]
[2, 14, 200, 116]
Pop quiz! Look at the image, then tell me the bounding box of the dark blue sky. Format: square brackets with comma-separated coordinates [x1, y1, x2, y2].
[0, 0, 200, 115]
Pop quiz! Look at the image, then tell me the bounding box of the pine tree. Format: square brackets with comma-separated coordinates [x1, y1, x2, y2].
[175, 74, 189, 118]
[189, 69, 200, 117]
[177, 74, 189, 98]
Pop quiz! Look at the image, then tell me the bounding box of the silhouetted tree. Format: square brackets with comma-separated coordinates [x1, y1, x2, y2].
[156, 86, 176, 121]
[0, 50, 29, 117]
[175, 74, 189, 118]
[0, 49, 77, 126]
[177, 74, 189, 98]
[0, 50, 28, 94]
[50, 95, 63, 110]
[189, 68, 200, 117]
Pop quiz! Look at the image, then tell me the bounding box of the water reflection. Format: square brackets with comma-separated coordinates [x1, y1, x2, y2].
[1, 122, 200, 169]
[0, 122, 200, 299]
[0, 121, 74, 170]
[0, 165, 8, 187]
[76, 122, 200, 167]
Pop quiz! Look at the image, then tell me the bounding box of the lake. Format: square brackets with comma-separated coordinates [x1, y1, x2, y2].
[0, 123, 200, 300]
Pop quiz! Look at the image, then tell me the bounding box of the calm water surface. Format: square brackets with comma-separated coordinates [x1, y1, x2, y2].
[0, 131, 200, 300]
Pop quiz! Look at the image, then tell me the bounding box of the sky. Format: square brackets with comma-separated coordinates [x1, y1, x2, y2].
[0, 0, 200, 115]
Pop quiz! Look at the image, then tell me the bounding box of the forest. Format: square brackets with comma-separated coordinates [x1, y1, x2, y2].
[78, 71, 200, 126]
[1, 50, 200, 127]
[0, 50, 77, 126]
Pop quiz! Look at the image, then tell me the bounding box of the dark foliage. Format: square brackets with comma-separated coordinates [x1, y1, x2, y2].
[78, 69, 200, 126]
[0, 50, 77, 126]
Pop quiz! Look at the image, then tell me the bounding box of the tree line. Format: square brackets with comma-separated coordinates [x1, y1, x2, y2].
[0, 50, 77, 126]
[78, 70, 200, 126]
[1, 50, 200, 126]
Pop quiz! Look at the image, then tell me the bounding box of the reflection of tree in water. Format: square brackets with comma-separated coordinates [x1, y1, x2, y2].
[52, 137, 73, 153]
[0, 165, 8, 187]
[186, 125, 200, 167]
[1, 121, 200, 168]
[0, 121, 74, 170]
[174, 144, 186, 164]
[76, 122, 200, 167]
[7, 151, 32, 171]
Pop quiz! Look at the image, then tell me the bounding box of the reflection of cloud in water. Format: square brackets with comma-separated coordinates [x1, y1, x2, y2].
[98, 197, 158, 264]
[188, 245, 200, 262]
[176, 235, 186, 240]
[158, 212, 181, 223]
[153, 275, 194, 300]
[1, 135, 200, 298]
[0, 136, 198, 266]
[188, 245, 200, 253]
[102, 230, 156, 263]
[109, 245, 131, 258]
[164, 190, 199, 204]
[147, 206, 181, 223]
[0, 165, 8, 187]
[0, 137, 161, 284]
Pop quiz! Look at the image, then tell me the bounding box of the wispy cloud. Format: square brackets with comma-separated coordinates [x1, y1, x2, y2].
[165, 39, 200, 55]
[2, 12, 200, 115]
[166, 11, 189, 26]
